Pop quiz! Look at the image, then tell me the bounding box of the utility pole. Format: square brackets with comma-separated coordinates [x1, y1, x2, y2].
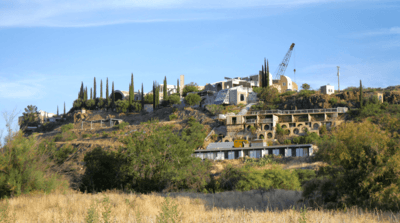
[337, 66, 340, 92]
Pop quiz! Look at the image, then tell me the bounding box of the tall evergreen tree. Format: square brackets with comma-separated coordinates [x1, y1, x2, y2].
[80, 82, 84, 99]
[177, 79, 180, 97]
[64, 102, 66, 115]
[163, 76, 167, 100]
[131, 73, 134, 102]
[156, 83, 160, 108]
[106, 78, 109, 101]
[84, 87, 88, 101]
[112, 81, 115, 109]
[153, 81, 156, 110]
[100, 79, 103, 99]
[261, 65, 265, 88]
[266, 59, 270, 88]
[93, 77, 97, 99]
[141, 83, 144, 111]
[57, 106, 59, 116]
[90, 88, 93, 100]
[360, 80, 363, 109]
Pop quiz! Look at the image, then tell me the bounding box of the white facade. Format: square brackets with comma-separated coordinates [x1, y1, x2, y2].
[321, 85, 335, 95]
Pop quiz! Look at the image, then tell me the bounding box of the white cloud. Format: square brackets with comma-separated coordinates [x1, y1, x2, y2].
[0, 0, 344, 27]
[349, 26, 400, 38]
[0, 75, 47, 99]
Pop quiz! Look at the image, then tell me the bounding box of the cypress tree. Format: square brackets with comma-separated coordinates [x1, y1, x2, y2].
[100, 80, 103, 99]
[93, 77, 96, 99]
[84, 87, 88, 101]
[131, 73, 134, 102]
[156, 83, 160, 107]
[106, 78, 109, 101]
[261, 65, 264, 88]
[266, 59, 270, 88]
[80, 82, 84, 99]
[360, 80, 363, 109]
[153, 81, 156, 110]
[141, 83, 144, 111]
[163, 76, 167, 100]
[177, 79, 180, 97]
[57, 106, 59, 116]
[64, 102, 66, 115]
[90, 88, 93, 100]
[112, 81, 115, 109]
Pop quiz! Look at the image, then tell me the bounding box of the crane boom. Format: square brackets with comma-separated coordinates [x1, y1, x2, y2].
[274, 43, 295, 80]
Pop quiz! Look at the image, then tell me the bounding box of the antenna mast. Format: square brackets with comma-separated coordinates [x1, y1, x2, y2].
[337, 66, 340, 92]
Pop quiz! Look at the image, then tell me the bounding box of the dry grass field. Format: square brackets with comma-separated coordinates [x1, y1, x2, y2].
[1, 190, 399, 223]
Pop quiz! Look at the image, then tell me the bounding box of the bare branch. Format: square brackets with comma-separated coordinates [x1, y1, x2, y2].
[2, 107, 21, 145]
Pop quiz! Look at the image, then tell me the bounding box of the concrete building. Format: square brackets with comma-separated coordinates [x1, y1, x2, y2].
[213, 86, 258, 105]
[220, 107, 348, 143]
[321, 85, 335, 95]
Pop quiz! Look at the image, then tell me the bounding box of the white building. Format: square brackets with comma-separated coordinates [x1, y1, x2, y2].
[320, 85, 335, 95]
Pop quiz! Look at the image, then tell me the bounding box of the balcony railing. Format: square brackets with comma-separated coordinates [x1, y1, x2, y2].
[249, 107, 348, 115]
[260, 118, 273, 123]
[245, 119, 257, 124]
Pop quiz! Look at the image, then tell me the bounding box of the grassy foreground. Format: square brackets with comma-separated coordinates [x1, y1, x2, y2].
[0, 190, 399, 222]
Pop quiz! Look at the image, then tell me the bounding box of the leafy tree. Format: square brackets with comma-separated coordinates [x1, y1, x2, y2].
[167, 94, 181, 105]
[115, 100, 129, 113]
[183, 85, 199, 97]
[0, 132, 67, 198]
[22, 105, 39, 126]
[301, 83, 310, 90]
[184, 93, 201, 106]
[257, 86, 280, 104]
[85, 99, 96, 110]
[145, 93, 153, 104]
[84, 87, 88, 101]
[79, 82, 84, 100]
[206, 104, 224, 115]
[309, 121, 400, 210]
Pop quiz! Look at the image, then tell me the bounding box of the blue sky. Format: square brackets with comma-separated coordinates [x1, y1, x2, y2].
[0, 0, 399, 142]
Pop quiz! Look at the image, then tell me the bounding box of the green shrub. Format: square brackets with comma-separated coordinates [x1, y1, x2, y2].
[73, 99, 84, 109]
[329, 97, 338, 104]
[294, 169, 317, 186]
[102, 131, 109, 138]
[114, 121, 129, 130]
[319, 125, 327, 135]
[54, 144, 77, 164]
[297, 90, 315, 98]
[82, 133, 91, 138]
[263, 168, 301, 190]
[61, 123, 74, 133]
[167, 95, 181, 105]
[54, 133, 63, 142]
[85, 99, 96, 110]
[280, 91, 296, 97]
[64, 131, 78, 141]
[206, 104, 224, 115]
[249, 126, 256, 134]
[184, 94, 201, 106]
[129, 101, 142, 112]
[156, 196, 182, 223]
[115, 100, 129, 113]
[0, 132, 67, 198]
[182, 85, 199, 97]
[169, 114, 178, 120]
[283, 139, 291, 145]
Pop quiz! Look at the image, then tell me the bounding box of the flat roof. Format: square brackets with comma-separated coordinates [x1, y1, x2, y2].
[194, 144, 313, 152]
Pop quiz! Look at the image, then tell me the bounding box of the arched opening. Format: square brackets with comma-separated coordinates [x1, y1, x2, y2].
[224, 140, 230, 142]
[298, 124, 303, 127]
[285, 129, 291, 135]
[264, 125, 270, 130]
[313, 123, 320, 130]
[259, 134, 264, 139]
[281, 125, 287, 129]
[240, 94, 245, 101]
[267, 133, 273, 139]
[217, 84, 222, 92]
[302, 126, 308, 132]
[247, 125, 251, 131]
[293, 128, 299, 134]
[114, 92, 124, 101]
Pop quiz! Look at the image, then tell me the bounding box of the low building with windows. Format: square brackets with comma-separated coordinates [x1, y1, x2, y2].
[213, 86, 258, 105]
